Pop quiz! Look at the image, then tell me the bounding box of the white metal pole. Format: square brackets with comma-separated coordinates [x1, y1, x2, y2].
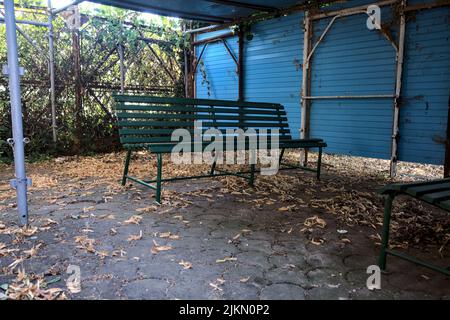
[4, 0, 29, 226]
[48, 0, 57, 142]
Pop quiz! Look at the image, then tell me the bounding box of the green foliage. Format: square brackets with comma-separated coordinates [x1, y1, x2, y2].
[0, 1, 187, 163]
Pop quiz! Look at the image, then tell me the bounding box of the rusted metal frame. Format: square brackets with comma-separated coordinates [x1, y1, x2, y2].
[300, 11, 312, 165]
[311, 0, 398, 20]
[221, 38, 238, 67]
[192, 43, 209, 75]
[186, 1, 333, 35]
[0, 10, 49, 60]
[306, 14, 340, 63]
[86, 87, 114, 121]
[389, 0, 406, 178]
[238, 25, 244, 101]
[404, 0, 450, 12]
[142, 39, 177, 83]
[138, 36, 173, 47]
[182, 23, 190, 97]
[123, 41, 145, 71]
[82, 46, 117, 86]
[303, 95, 395, 99]
[191, 31, 235, 46]
[118, 43, 125, 93]
[308, 10, 398, 62]
[48, 0, 57, 142]
[191, 31, 197, 98]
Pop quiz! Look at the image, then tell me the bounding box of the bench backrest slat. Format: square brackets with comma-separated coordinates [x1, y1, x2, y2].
[113, 95, 293, 147]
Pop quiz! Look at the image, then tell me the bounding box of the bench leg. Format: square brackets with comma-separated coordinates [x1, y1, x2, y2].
[155, 153, 163, 204]
[278, 148, 285, 166]
[210, 152, 217, 176]
[379, 193, 395, 271]
[316, 147, 322, 180]
[249, 163, 255, 187]
[121, 150, 132, 186]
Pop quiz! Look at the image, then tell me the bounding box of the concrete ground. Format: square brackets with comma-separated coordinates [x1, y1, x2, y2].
[0, 151, 449, 299]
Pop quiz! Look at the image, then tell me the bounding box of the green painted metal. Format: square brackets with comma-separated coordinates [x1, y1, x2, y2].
[385, 249, 450, 276]
[122, 150, 132, 186]
[249, 164, 255, 187]
[378, 179, 450, 276]
[317, 147, 322, 180]
[156, 153, 163, 204]
[116, 103, 287, 115]
[125, 175, 157, 190]
[379, 193, 394, 271]
[113, 94, 282, 109]
[113, 95, 327, 202]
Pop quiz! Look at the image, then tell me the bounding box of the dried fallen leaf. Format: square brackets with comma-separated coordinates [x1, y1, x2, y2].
[123, 215, 142, 225]
[278, 205, 296, 212]
[135, 206, 157, 213]
[310, 238, 324, 245]
[127, 230, 143, 242]
[216, 256, 237, 263]
[304, 215, 327, 229]
[178, 260, 192, 269]
[159, 232, 180, 240]
[151, 240, 173, 254]
[240, 276, 250, 283]
[17, 226, 38, 237]
[23, 243, 43, 257]
[8, 258, 24, 270]
[96, 250, 109, 259]
[74, 235, 95, 253]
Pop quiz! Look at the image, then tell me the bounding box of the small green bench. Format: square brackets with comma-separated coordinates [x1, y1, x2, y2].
[113, 95, 327, 203]
[379, 178, 450, 276]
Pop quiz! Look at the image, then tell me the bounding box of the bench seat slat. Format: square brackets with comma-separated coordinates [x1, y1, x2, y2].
[119, 128, 293, 136]
[121, 135, 302, 144]
[113, 94, 282, 109]
[421, 190, 450, 204]
[407, 182, 450, 197]
[116, 104, 286, 115]
[379, 178, 450, 194]
[116, 112, 288, 122]
[118, 121, 290, 128]
[142, 140, 326, 154]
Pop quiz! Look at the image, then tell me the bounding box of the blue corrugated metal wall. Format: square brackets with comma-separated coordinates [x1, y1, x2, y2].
[399, 5, 450, 164]
[195, 1, 450, 165]
[244, 13, 303, 138]
[309, 5, 396, 159]
[195, 30, 239, 100]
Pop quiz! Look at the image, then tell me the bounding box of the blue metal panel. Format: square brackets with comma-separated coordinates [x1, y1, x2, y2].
[309, 6, 397, 159]
[195, 1, 450, 165]
[195, 30, 239, 100]
[244, 13, 303, 138]
[398, 6, 450, 165]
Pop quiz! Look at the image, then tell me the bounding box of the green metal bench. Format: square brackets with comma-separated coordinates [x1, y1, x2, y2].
[379, 178, 450, 276]
[113, 95, 327, 203]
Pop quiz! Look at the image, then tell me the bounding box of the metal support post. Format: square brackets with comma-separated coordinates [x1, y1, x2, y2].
[4, 0, 29, 226]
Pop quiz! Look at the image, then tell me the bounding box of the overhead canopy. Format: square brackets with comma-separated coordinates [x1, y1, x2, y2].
[89, 0, 313, 23]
